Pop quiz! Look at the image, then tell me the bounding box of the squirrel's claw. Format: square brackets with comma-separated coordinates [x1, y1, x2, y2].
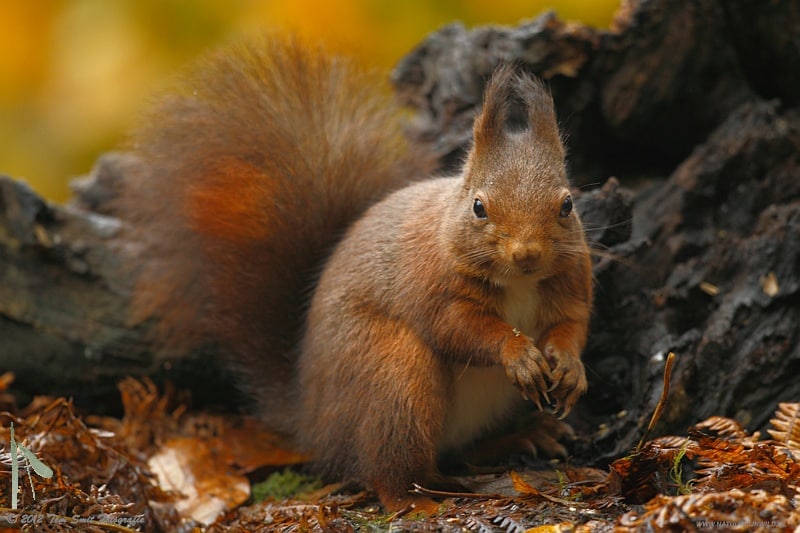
[556, 403, 572, 420]
[543, 344, 587, 419]
[523, 391, 544, 412]
[505, 339, 554, 410]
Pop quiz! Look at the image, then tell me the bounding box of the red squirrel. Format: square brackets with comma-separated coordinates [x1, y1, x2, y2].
[118, 35, 592, 512]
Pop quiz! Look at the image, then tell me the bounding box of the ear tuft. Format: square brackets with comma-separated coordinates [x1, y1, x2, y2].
[472, 64, 561, 153]
[472, 63, 515, 151]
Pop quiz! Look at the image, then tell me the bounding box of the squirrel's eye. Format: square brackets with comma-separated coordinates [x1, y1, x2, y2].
[473, 198, 488, 219]
[560, 195, 573, 218]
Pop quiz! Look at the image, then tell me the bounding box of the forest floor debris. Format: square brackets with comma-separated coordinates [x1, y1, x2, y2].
[0, 376, 797, 532]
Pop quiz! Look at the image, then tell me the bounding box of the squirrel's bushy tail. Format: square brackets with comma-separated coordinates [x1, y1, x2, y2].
[118, 35, 431, 428]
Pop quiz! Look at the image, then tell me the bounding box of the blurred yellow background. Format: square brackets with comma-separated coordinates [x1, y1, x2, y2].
[0, 0, 618, 202]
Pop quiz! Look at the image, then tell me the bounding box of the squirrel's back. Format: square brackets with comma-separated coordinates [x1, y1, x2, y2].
[117, 36, 432, 421]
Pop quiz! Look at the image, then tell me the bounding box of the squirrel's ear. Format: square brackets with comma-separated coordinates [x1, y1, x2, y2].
[517, 74, 562, 152]
[472, 64, 515, 153]
[473, 65, 562, 155]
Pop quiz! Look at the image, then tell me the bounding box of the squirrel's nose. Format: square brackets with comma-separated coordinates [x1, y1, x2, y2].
[511, 242, 542, 272]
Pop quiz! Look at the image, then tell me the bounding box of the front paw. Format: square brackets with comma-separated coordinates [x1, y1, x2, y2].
[544, 344, 587, 417]
[502, 338, 553, 409]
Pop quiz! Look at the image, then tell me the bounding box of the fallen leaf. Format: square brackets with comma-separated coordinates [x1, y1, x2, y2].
[207, 417, 309, 473]
[148, 437, 250, 525]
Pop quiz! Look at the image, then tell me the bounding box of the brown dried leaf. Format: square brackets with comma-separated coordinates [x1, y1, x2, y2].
[142, 410, 308, 526]
[510, 471, 589, 507]
[767, 402, 800, 450]
[148, 437, 250, 526]
[511, 469, 544, 496]
[205, 416, 309, 473]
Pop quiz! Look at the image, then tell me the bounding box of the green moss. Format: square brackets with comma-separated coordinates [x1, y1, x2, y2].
[251, 468, 323, 502]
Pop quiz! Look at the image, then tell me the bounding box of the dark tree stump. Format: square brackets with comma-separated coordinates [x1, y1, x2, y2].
[0, 155, 233, 410]
[1, 0, 798, 458]
[391, 0, 800, 457]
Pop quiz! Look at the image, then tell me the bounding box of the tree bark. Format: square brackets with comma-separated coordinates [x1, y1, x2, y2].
[0, 155, 233, 409]
[392, 0, 800, 458]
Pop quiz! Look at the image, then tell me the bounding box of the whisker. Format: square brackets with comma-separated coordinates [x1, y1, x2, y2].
[575, 181, 605, 190]
[587, 246, 632, 266]
[579, 218, 634, 233]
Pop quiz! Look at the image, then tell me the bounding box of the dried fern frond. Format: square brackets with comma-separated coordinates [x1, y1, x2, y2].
[650, 436, 691, 449]
[768, 402, 800, 450]
[693, 416, 748, 439]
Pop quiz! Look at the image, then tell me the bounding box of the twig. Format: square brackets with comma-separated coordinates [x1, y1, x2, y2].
[411, 483, 500, 500]
[636, 352, 676, 452]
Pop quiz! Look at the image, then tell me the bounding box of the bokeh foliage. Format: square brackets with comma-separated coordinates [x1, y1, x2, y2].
[0, 0, 618, 201]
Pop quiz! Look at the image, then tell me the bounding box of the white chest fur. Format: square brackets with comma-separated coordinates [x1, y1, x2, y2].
[500, 277, 544, 339]
[439, 278, 543, 452]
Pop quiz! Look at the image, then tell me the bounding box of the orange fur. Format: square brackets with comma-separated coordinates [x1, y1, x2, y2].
[117, 42, 593, 511]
